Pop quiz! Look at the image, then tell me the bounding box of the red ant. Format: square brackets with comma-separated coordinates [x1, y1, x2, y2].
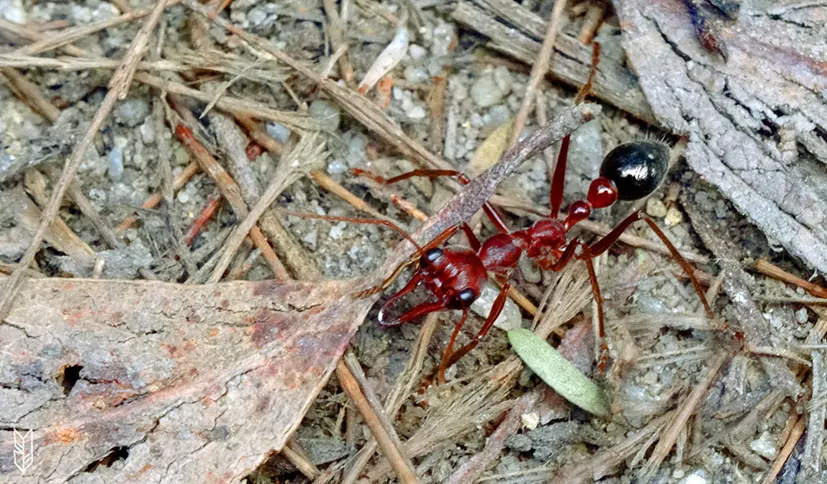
[355, 137, 711, 377]
[290, 47, 711, 383]
[290, 135, 712, 383]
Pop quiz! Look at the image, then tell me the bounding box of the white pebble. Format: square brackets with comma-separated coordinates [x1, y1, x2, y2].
[403, 65, 430, 83]
[665, 205, 684, 226]
[470, 74, 507, 108]
[266, 122, 291, 143]
[431, 22, 456, 56]
[1, 0, 26, 23]
[646, 198, 668, 218]
[750, 432, 777, 460]
[107, 147, 123, 181]
[329, 222, 346, 240]
[678, 470, 708, 484]
[492, 66, 514, 93]
[139, 121, 155, 144]
[406, 105, 426, 120]
[309, 99, 341, 131]
[408, 44, 427, 61]
[471, 282, 522, 331]
[521, 412, 540, 430]
[327, 159, 348, 175]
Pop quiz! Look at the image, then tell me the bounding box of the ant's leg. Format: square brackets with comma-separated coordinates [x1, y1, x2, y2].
[437, 309, 469, 383]
[283, 211, 424, 254]
[574, 242, 609, 373]
[353, 168, 512, 236]
[549, 44, 600, 219]
[586, 211, 712, 316]
[549, 134, 571, 219]
[444, 282, 511, 370]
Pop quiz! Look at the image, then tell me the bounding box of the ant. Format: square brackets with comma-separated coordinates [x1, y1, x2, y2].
[354, 138, 712, 378]
[291, 135, 712, 383]
[291, 45, 711, 382]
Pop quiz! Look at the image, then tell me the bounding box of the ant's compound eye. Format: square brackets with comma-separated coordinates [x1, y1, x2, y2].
[458, 288, 476, 305]
[600, 141, 668, 201]
[424, 248, 443, 264]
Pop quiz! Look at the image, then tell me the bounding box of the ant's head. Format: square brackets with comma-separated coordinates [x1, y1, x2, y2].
[600, 141, 669, 201]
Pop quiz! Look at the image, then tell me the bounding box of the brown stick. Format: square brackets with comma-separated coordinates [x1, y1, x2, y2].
[336, 355, 419, 484]
[173, 122, 288, 281]
[0, 67, 61, 121]
[508, 0, 568, 147]
[754, 258, 827, 299]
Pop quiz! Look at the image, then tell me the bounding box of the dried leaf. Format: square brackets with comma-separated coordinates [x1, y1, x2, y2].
[613, 0, 827, 273]
[467, 119, 513, 177]
[357, 25, 409, 95]
[507, 328, 610, 417]
[0, 277, 373, 481]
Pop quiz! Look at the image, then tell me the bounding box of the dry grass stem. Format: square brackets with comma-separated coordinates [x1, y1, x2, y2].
[753, 258, 827, 299]
[12, 1, 179, 56]
[762, 416, 805, 484]
[508, 0, 567, 147]
[0, 67, 61, 121]
[337, 354, 419, 484]
[341, 313, 439, 484]
[366, 358, 522, 481]
[282, 438, 321, 480]
[206, 134, 324, 283]
[638, 352, 727, 483]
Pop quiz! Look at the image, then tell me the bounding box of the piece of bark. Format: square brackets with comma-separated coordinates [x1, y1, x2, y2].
[453, 0, 656, 125]
[614, 0, 827, 274]
[0, 277, 374, 482]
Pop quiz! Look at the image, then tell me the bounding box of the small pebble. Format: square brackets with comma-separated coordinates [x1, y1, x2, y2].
[247, 7, 268, 27]
[266, 122, 291, 143]
[301, 228, 318, 250]
[665, 205, 684, 226]
[327, 159, 348, 175]
[431, 22, 456, 56]
[309, 99, 341, 131]
[521, 412, 540, 430]
[115, 99, 150, 127]
[403, 65, 430, 83]
[406, 105, 426, 120]
[408, 44, 427, 61]
[568, 120, 603, 177]
[139, 121, 155, 144]
[0, 0, 26, 23]
[678, 470, 708, 484]
[492, 66, 514, 93]
[107, 147, 123, 181]
[795, 307, 809, 324]
[471, 282, 522, 331]
[646, 198, 668, 218]
[328, 222, 346, 241]
[470, 74, 506, 108]
[750, 432, 778, 460]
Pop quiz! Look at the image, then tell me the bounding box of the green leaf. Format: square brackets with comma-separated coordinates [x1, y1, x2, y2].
[508, 328, 610, 417]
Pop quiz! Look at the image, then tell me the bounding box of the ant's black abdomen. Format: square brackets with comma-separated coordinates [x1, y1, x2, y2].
[600, 141, 668, 201]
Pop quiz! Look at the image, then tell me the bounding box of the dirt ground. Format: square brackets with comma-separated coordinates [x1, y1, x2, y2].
[1, 0, 825, 483]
